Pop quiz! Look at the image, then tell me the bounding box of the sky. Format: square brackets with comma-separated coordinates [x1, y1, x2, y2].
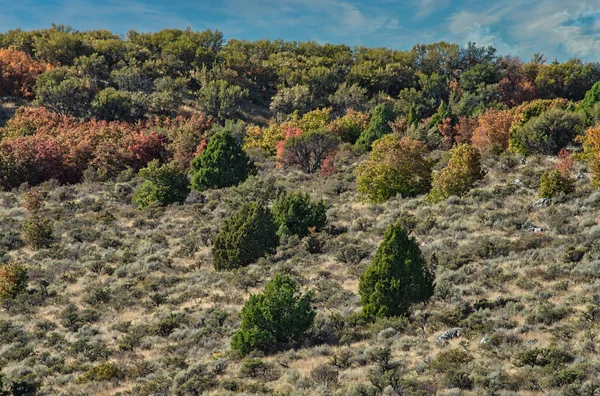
[0, 0, 600, 62]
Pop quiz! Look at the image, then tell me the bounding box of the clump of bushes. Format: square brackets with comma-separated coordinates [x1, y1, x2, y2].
[212, 201, 278, 270]
[272, 192, 327, 237]
[132, 160, 189, 209]
[427, 143, 484, 203]
[231, 274, 315, 355]
[538, 169, 574, 198]
[355, 104, 393, 152]
[359, 220, 435, 319]
[190, 130, 254, 191]
[22, 215, 54, 249]
[0, 263, 27, 300]
[77, 362, 122, 383]
[355, 135, 432, 203]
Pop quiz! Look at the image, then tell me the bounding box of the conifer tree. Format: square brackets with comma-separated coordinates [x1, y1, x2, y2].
[355, 104, 393, 151]
[359, 221, 434, 319]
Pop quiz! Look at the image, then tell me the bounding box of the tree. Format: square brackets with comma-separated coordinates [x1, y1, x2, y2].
[359, 221, 434, 319]
[509, 109, 583, 156]
[471, 108, 515, 153]
[34, 67, 96, 118]
[132, 160, 190, 209]
[270, 84, 313, 116]
[355, 104, 394, 151]
[538, 169, 574, 198]
[427, 143, 484, 203]
[190, 130, 254, 191]
[355, 135, 432, 203]
[91, 87, 140, 121]
[329, 82, 368, 116]
[197, 79, 248, 123]
[578, 81, 600, 118]
[278, 129, 339, 174]
[329, 109, 370, 144]
[273, 192, 327, 237]
[0, 263, 27, 300]
[576, 125, 600, 186]
[22, 215, 54, 250]
[231, 274, 315, 355]
[0, 47, 51, 98]
[212, 201, 278, 271]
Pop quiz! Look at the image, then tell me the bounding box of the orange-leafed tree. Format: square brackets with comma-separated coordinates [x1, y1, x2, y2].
[471, 109, 516, 153]
[0, 47, 52, 99]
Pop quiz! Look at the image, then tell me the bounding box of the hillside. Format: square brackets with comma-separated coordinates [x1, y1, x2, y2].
[1, 26, 600, 395]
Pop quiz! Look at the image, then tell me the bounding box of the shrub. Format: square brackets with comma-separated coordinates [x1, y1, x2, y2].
[0, 47, 52, 98]
[471, 108, 516, 153]
[190, 130, 254, 191]
[0, 263, 27, 300]
[427, 143, 484, 203]
[576, 125, 600, 186]
[231, 274, 315, 355]
[329, 109, 370, 144]
[355, 104, 393, 151]
[77, 363, 122, 383]
[132, 160, 190, 209]
[278, 129, 339, 174]
[538, 169, 574, 198]
[272, 192, 327, 237]
[355, 135, 432, 203]
[509, 108, 583, 155]
[212, 202, 278, 270]
[359, 221, 434, 319]
[577, 81, 600, 116]
[22, 215, 54, 250]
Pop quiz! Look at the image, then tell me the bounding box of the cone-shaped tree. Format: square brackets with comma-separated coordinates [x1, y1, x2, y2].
[272, 192, 327, 237]
[212, 201, 278, 271]
[355, 104, 393, 152]
[190, 130, 254, 191]
[231, 274, 315, 355]
[359, 221, 434, 319]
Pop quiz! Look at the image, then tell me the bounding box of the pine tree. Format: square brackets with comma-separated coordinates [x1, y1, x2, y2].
[231, 274, 315, 355]
[355, 104, 393, 152]
[212, 202, 278, 271]
[359, 221, 434, 319]
[132, 160, 190, 209]
[272, 192, 327, 237]
[190, 130, 254, 191]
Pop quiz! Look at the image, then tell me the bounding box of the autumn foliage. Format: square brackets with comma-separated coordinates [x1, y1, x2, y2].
[0, 47, 52, 98]
[471, 109, 516, 153]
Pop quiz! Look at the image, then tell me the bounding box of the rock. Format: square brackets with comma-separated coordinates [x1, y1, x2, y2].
[533, 198, 551, 208]
[521, 158, 528, 164]
[437, 327, 463, 341]
[576, 173, 586, 179]
[480, 336, 490, 344]
[514, 178, 522, 185]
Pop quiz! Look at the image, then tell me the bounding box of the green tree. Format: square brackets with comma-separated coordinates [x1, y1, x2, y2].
[0, 262, 28, 300]
[329, 82, 368, 116]
[22, 215, 54, 250]
[509, 108, 584, 156]
[273, 192, 327, 237]
[197, 79, 248, 123]
[231, 274, 315, 355]
[427, 143, 484, 203]
[212, 202, 278, 271]
[355, 104, 394, 151]
[91, 87, 139, 121]
[190, 130, 255, 191]
[355, 135, 432, 203]
[132, 160, 190, 209]
[35, 67, 96, 118]
[270, 85, 313, 116]
[359, 221, 434, 319]
[538, 169, 574, 198]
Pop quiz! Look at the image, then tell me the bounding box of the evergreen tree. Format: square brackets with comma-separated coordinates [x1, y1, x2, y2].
[231, 274, 315, 355]
[359, 221, 434, 319]
[190, 130, 254, 191]
[132, 160, 190, 209]
[212, 202, 278, 271]
[272, 192, 327, 237]
[355, 104, 393, 151]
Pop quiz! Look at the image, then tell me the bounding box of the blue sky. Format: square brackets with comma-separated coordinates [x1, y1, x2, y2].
[1, 0, 600, 62]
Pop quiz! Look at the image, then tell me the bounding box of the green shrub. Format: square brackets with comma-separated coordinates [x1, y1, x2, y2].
[22, 215, 54, 249]
[577, 81, 600, 116]
[513, 347, 573, 368]
[77, 362, 122, 383]
[0, 263, 27, 300]
[359, 220, 434, 319]
[538, 169, 574, 198]
[132, 160, 190, 209]
[427, 143, 484, 203]
[509, 109, 584, 156]
[212, 201, 278, 271]
[190, 130, 254, 191]
[231, 274, 315, 355]
[355, 135, 432, 203]
[355, 104, 393, 152]
[272, 192, 327, 237]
